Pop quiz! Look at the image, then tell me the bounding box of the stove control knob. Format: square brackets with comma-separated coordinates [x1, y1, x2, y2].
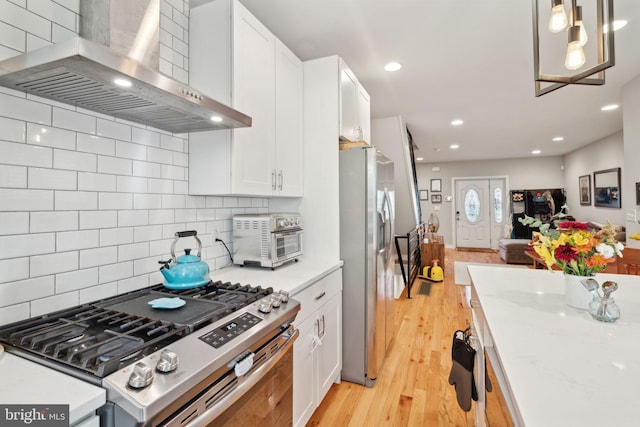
[258, 300, 272, 314]
[270, 294, 281, 308]
[278, 290, 289, 304]
[128, 362, 154, 388]
[156, 349, 179, 373]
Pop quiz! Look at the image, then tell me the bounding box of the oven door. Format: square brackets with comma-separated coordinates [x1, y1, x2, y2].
[164, 328, 298, 427]
[271, 228, 303, 263]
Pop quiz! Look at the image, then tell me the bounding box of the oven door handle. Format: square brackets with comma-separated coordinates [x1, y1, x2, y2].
[187, 328, 299, 427]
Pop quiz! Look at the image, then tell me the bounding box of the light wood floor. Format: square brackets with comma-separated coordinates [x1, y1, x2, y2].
[307, 248, 506, 427]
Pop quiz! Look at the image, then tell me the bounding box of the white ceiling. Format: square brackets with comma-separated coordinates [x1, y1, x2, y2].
[235, 0, 640, 163]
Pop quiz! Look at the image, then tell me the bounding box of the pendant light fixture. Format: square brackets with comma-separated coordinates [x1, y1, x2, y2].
[532, 0, 615, 97]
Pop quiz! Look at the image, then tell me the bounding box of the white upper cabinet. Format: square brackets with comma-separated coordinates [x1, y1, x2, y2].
[339, 59, 370, 144]
[189, 0, 303, 197]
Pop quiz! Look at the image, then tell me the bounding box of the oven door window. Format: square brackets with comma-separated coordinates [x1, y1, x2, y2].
[274, 231, 302, 258]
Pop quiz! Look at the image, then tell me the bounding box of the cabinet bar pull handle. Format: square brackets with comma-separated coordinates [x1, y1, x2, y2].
[272, 170, 276, 190]
[315, 291, 326, 301]
[278, 170, 283, 190]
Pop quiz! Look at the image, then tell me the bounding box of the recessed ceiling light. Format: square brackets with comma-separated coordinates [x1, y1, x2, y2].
[384, 62, 402, 72]
[451, 119, 463, 126]
[416, 157, 423, 161]
[552, 136, 564, 142]
[450, 144, 459, 150]
[114, 78, 132, 87]
[604, 20, 627, 33]
[210, 115, 223, 122]
[601, 104, 619, 111]
[532, 149, 541, 155]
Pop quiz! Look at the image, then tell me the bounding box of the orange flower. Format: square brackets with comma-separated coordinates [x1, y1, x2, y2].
[586, 253, 608, 268]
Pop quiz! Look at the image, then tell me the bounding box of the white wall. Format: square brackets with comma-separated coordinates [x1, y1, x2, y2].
[563, 132, 625, 226]
[0, 1, 268, 326]
[416, 156, 565, 246]
[622, 75, 640, 248]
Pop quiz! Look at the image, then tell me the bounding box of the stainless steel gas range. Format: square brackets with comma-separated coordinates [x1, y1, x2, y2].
[0, 281, 299, 427]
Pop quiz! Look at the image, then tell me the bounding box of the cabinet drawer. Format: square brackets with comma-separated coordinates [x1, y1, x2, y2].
[293, 269, 342, 324]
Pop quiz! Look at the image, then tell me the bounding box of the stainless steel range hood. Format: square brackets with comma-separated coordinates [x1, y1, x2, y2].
[0, 2, 251, 133]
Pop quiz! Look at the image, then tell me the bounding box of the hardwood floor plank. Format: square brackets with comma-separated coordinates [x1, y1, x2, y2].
[307, 248, 504, 426]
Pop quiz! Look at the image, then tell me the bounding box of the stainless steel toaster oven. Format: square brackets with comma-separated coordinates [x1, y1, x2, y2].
[233, 213, 303, 269]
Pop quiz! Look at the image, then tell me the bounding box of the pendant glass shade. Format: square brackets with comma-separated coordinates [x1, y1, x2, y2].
[548, 0, 568, 33]
[427, 213, 440, 233]
[565, 26, 586, 70]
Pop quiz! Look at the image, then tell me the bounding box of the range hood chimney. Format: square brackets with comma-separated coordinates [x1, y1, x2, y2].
[0, 0, 251, 133]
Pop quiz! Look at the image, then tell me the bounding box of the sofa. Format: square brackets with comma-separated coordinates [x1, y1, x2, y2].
[499, 239, 532, 264]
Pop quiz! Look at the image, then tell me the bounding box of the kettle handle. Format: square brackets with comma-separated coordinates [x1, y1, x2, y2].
[170, 230, 202, 262]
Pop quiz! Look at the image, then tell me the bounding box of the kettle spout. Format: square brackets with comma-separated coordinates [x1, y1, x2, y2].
[158, 260, 176, 283]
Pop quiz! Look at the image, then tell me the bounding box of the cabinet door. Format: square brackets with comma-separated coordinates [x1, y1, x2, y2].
[275, 39, 304, 197]
[357, 84, 370, 144]
[231, 1, 276, 195]
[316, 291, 342, 402]
[293, 314, 317, 427]
[339, 65, 358, 142]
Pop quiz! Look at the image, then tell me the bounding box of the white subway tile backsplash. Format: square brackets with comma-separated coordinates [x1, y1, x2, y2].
[30, 251, 78, 277]
[0, 257, 29, 284]
[52, 0, 80, 13]
[0, 303, 29, 325]
[206, 196, 224, 208]
[118, 274, 149, 294]
[26, 33, 51, 51]
[0, 93, 51, 124]
[56, 267, 99, 293]
[160, 14, 184, 40]
[149, 238, 172, 256]
[0, 212, 29, 235]
[173, 34, 188, 56]
[56, 229, 99, 252]
[98, 192, 133, 210]
[196, 209, 215, 222]
[79, 246, 117, 269]
[133, 194, 162, 210]
[78, 172, 116, 192]
[30, 211, 77, 233]
[0, 0, 52, 41]
[55, 190, 97, 210]
[175, 209, 197, 223]
[0, 140, 52, 168]
[98, 155, 132, 176]
[134, 225, 163, 243]
[148, 178, 174, 194]
[0, 165, 27, 188]
[79, 282, 118, 304]
[116, 140, 147, 161]
[53, 149, 97, 172]
[173, 152, 188, 167]
[160, 134, 185, 152]
[147, 147, 173, 164]
[159, 43, 183, 68]
[52, 22, 75, 44]
[0, 276, 54, 306]
[172, 66, 189, 85]
[53, 107, 96, 133]
[117, 176, 147, 193]
[0, 44, 21, 61]
[133, 161, 161, 178]
[31, 292, 79, 317]
[0, 232, 55, 258]
[100, 227, 134, 246]
[27, 123, 75, 150]
[97, 119, 131, 141]
[27, 0, 76, 31]
[0, 20, 26, 51]
[79, 210, 117, 230]
[118, 210, 149, 227]
[99, 261, 133, 284]
[131, 127, 161, 147]
[0, 117, 26, 142]
[159, 57, 172, 78]
[133, 256, 161, 276]
[162, 194, 186, 209]
[77, 133, 115, 156]
[160, 164, 184, 180]
[118, 242, 149, 262]
[223, 198, 238, 208]
[186, 196, 206, 209]
[28, 167, 76, 190]
[0, 188, 53, 211]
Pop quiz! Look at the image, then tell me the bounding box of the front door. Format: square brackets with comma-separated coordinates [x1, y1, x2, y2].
[455, 178, 506, 249]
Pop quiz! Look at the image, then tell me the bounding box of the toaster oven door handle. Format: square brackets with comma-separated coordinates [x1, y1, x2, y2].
[273, 227, 303, 235]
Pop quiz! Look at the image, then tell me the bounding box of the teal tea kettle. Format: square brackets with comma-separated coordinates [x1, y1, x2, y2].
[159, 230, 210, 289]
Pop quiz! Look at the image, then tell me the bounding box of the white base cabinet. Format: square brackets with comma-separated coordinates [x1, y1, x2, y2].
[292, 269, 342, 427]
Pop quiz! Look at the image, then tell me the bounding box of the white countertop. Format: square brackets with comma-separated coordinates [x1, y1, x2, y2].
[0, 351, 106, 425]
[210, 258, 343, 296]
[468, 266, 640, 427]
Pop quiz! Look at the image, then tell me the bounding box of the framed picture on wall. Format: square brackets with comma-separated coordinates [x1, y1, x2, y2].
[430, 179, 441, 192]
[579, 175, 591, 205]
[636, 182, 640, 205]
[420, 190, 429, 200]
[431, 194, 442, 203]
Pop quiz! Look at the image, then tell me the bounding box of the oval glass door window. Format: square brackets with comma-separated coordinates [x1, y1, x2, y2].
[464, 188, 480, 222]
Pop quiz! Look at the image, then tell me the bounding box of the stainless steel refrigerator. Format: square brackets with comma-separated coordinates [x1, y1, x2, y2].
[339, 146, 395, 387]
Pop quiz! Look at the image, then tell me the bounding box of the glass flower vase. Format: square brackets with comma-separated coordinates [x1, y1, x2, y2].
[564, 274, 595, 310]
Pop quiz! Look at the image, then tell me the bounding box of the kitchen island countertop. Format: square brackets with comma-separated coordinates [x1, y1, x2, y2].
[210, 258, 343, 296]
[468, 265, 640, 427]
